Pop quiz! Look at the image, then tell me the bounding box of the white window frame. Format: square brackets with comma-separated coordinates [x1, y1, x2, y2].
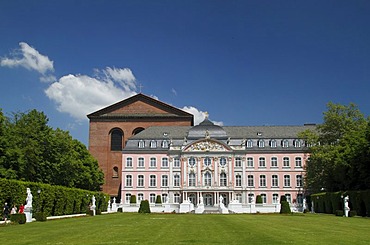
[138, 157, 145, 168]
[247, 157, 254, 167]
[247, 175, 254, 187]
[272, 175, 278, 187]
[235, 157, 242, 167]
[284, 175, 291, 187]
[126, 175, 132, 187]
[283, 157, 290, 167]
[150, 140, 157, 148]
[259, 175, 266, 187]
[271, 157, 278, 168]
[161, 157, 169, 168]
[137, 175, 144, 187]
[174, 174, 180, 187]
[161, 175, 168, 187]
[236, 174, 242, 187]
[259, 157, 266, 168]
[150, 157, 156, 168]
[174, 157, 180, 168]
[150, 175, 156, 187]
[295, 157, 302, 168]
[126, 157, 133, 167]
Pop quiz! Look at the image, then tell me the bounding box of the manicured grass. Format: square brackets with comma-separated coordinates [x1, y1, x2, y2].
[1, 213, 369, 244]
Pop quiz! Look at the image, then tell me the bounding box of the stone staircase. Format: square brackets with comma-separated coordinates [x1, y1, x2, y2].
[203, 206, 220, 214]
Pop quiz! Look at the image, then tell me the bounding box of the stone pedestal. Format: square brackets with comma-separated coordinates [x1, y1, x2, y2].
[195, 203, 204, 214]
[24, 208, 32, 223]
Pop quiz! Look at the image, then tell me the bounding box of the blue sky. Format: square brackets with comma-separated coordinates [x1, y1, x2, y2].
[1, 0, 369, 146]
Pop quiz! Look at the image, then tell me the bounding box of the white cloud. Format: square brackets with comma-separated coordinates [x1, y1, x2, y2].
[181, 106, 223, 126]
[0, 42, 55, 82]
[45, 67, 137, 120]
[171, 88, 177, 96]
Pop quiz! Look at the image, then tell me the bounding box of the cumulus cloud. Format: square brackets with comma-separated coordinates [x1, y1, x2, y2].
[45, 67, 137, 120]
[181, 106, 223, 126]
[0, 42, 55, 82]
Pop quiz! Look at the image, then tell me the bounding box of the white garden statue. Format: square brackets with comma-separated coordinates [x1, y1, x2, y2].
[25, 188, 33, 209]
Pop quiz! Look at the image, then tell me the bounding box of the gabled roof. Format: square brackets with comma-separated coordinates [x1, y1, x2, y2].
[87, 93, 194, 123]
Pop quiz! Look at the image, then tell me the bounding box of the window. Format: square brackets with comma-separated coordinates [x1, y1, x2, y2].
[283, 157, 290, 167]
[220, 157, 227, 167]
[138, 175, 144, 187]
[236, 174, 242, 187]
[138, 157, 145, 168]
[204, 157, 212, 166]
[126, 157, 133, 167]
[282, 139, 289, 148]
[285, 194, 292, 203]
[247, 175, 254, 187]
[161, 157, 169, 168]
[271, 157, 278, 168]
[150, 157, 156, 168]
[259, 175, 266, 187]
[161, 175, 168, 187]
[248, 193, 255, 203]
[162, 194, 168, 203]
[270, 140, 277, 148]
[247, 157, 254, 167]
[272, 194, 279, 204]
[150, 175, 156, 187]
[272, 175, 279, 187]
[149, 193, 156, 203]
[189, 157, 196, 167]
[113, 167, 119, 178]
[189, 173, 196, 187]
[138, 193, 144, 203]
[174, 194, 180, 203]
[220, 172, 227, 186]
[204, 172, 212, 186]
[126, 175, 132, 187]
[284, 175, 291, 187]
[235, 157, 242, 167]
[247, 139, 253, 148]
[258, 139, 265, 148]
[111, 128, 123, 151]
[174, 174, 180, 187]
[162, 140, 169, 148]
[259, 157, 266, 168]
[295, 157, 302, 168]
[296, 175, 303, 187]
[138, 140, 145, 148]
[236, 193, 242, 203]
[174, 157, 180, 167]
[125, 193, 131, 204]
[150, 140, 157, 148]
[261, 194, 267, 204]
[294, 140, 301, 148]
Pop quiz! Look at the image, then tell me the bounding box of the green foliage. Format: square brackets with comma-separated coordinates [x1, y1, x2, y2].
[155, 195, 162, 204]
[138, 200, 151, 213]
[10, 213, 26, 224]
[280, 201, 291, 214]
[300, 103, 370, 192]
[130, 195, 136, 204]
[0, 178, 109, 217]
[0, 109, 104, 191]
[256, 195, 263, 204]
[280, 195, 287, 203]
[35, 212, 47, 221]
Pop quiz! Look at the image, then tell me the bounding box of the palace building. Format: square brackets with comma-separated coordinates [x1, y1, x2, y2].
[88, 93, 313, 213]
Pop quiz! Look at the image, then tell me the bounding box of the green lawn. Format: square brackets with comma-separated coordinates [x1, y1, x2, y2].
[1, 213, 369, 244]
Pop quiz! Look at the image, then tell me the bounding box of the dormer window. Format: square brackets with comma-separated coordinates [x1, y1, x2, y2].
[246, 140, 253, 148]
[270, 140, 277, 148]
[282, 139, 289, 148]
[294, 140, 301, 148]
[138, 140, 145, 148]
[162, 140, 169, 148]
[258, 139, 265, 148]
[150, 140, 157, 148]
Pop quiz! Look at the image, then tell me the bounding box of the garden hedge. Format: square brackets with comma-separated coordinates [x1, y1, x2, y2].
[311, 190, 370, 217]
[0, 178, 109, 218]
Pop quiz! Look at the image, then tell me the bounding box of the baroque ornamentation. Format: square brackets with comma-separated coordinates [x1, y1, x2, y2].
[186, 140, 227, 152]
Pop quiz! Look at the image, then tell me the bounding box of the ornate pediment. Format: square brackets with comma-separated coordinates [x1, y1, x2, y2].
[184, 140, 230, 152]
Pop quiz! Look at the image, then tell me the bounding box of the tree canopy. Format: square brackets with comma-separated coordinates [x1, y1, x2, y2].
[300, 102, 370, 193]
[0, 109, 104, 191]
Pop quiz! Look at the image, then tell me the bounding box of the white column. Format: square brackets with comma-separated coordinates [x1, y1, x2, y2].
[214, 157, 218, 186]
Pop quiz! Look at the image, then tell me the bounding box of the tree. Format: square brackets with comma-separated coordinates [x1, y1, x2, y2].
[0, 109, 104, 191]
[300, 102, 369, 193]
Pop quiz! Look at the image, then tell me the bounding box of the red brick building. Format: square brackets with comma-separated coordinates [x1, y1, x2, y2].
[87, 93, 194, 196]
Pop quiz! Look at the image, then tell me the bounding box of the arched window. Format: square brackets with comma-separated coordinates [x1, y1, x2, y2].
[258, 139, 265, 148]
[150, 140, 157, 148]
[220, 157, 227, 167]
[246, 139, 253, 148]
[162, 140, 169, 148]
[138, 140, 145, 148]
[132, 127, 145, 135]
[270, 140, 277, 148]
[110, 128, 123, 151]
[112, 167, 119, 178]
[204, 172, 212, 186]
[189, 173, 196, 186]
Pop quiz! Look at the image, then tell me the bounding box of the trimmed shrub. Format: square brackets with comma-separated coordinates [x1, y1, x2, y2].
[117, 207, 123, 212]
[335, 210, 344, 216]
[130, 195, 137, 204]
[155, 195, 162, 204]
[256, 195, 263, 204]
[10, 213, 26, 224]
[34, 212, 47, 221]
[280, 201, 291, 214]
[138, 200, 151, 213]
[280, 195, 287, 203]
